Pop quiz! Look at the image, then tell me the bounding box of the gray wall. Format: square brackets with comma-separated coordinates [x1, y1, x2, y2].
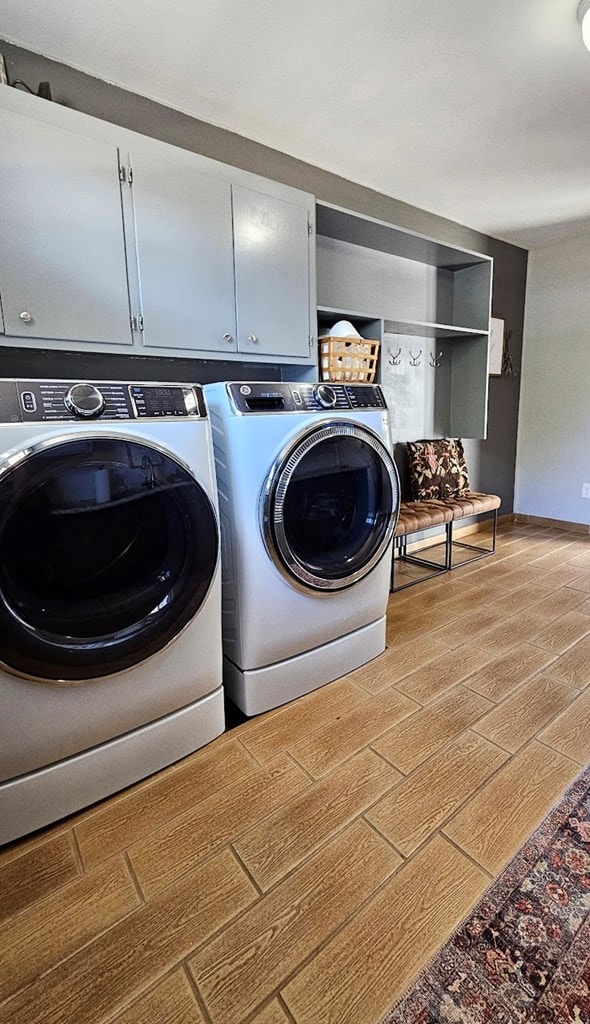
[0, 41, 528, 509]
[515, 234, 590, 527]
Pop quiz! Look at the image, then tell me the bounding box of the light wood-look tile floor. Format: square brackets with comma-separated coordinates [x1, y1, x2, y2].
[2, 521, 590, 1024]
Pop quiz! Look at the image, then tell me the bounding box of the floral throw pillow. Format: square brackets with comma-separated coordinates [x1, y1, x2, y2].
[407, 439, 470, 500]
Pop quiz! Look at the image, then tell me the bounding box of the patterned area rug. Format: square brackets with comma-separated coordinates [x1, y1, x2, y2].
[383, 764, 590, 1023]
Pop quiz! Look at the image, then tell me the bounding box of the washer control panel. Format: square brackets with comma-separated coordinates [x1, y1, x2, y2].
[0, 380, 207, 423]
[229, 381, 386, 414]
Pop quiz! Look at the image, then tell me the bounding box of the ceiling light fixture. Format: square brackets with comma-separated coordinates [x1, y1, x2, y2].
[579, 0, 590, 51]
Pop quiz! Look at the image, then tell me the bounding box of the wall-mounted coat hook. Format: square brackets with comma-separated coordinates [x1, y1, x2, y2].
[409, 350, 422, 367]
[429, 350, 443, 368]
[388, 346, 402, 366]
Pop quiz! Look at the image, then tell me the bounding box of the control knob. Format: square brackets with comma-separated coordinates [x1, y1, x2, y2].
[64, 382, 105, 418]
[313, 383, 338, 409]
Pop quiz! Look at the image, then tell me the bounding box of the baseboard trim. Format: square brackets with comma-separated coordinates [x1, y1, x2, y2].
[512, 513, 590, 535]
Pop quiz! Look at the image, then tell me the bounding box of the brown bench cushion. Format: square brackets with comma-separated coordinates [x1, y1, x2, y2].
[394, 500, 454, 538]
[395, 491, 501, 538]
[438, 491, 501, 519]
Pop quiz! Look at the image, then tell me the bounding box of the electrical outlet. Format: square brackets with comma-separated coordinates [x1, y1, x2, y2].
[582, 482, 590, 500]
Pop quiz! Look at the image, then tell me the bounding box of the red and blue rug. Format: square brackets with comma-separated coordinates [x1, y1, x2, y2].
[383, 764, 590, 1023]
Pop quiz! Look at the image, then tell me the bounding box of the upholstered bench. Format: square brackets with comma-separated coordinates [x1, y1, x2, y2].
[391, 491, 502, 592]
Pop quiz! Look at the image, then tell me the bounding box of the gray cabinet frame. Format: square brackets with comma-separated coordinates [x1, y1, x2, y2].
[0, 108, 133, 347]
[0, 88, 317, 367]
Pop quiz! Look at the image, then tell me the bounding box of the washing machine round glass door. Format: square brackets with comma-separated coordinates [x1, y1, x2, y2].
[0, 436, 219, 681]
[263, 421, 399, 591]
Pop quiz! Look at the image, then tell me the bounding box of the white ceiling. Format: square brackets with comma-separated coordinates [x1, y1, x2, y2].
[2, 0, 590, 249]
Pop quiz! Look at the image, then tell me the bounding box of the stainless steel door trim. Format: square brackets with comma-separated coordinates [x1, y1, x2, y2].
[260, 420, 400, 592]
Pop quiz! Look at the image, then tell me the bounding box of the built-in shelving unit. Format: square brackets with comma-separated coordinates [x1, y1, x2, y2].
[318, 305, 383, 341]
[316, 201, 493, 441]
[383, 319, 486, 340]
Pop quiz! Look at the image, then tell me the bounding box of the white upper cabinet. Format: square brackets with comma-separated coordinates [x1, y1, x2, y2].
[131, 151, 238, 353]
[0, 91, 317, 364]
[233, 185, 312, 359]
[0, 109, 132, 345]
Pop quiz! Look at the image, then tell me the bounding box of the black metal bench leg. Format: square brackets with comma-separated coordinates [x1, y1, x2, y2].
[449, 508, 499, 569]
[390, 509, 499, 591]
[390, 528, 449, 593]
[390, 541, 396, 593]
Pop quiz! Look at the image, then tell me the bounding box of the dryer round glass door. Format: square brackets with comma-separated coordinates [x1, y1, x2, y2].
[263, 422, 399, 591]
[0, 436, 219, 681]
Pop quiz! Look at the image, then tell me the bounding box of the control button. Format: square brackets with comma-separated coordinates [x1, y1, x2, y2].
[21, 391, 37, 413]
[292, 389, 302, 405]
[313, 383, 338, 409]
[64, 383, 105, 419]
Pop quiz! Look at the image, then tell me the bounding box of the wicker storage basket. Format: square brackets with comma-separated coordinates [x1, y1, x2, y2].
[319, 336, 380, 383]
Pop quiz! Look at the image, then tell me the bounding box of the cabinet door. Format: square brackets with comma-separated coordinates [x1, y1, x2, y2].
[0, 110, 132, 344]
[233, 185, 311, 358]
[131, 151, 237, 353]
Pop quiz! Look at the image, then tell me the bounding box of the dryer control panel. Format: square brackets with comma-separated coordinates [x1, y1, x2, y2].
[0, 380, 207, 423]
[228, 381, 386, 414]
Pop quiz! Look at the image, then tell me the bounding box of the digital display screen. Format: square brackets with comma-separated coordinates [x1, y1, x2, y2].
[129, 385, 197, 417]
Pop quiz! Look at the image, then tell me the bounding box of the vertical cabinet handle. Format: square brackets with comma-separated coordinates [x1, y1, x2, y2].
[19, 311, 33, 323]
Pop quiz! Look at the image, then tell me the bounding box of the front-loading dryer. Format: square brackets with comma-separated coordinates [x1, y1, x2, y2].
[205, 381, 400, 715]
[0, 379, 223, 845]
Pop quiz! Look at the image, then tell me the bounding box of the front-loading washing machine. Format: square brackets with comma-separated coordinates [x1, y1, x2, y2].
[204, 381, 400, 715]
[0, 378, 224, 845]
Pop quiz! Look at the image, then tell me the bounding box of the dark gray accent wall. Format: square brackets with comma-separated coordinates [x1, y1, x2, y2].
[0, 41, 527, 509]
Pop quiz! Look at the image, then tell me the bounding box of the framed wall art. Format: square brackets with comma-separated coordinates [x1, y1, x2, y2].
[489, 317, 505, 376]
